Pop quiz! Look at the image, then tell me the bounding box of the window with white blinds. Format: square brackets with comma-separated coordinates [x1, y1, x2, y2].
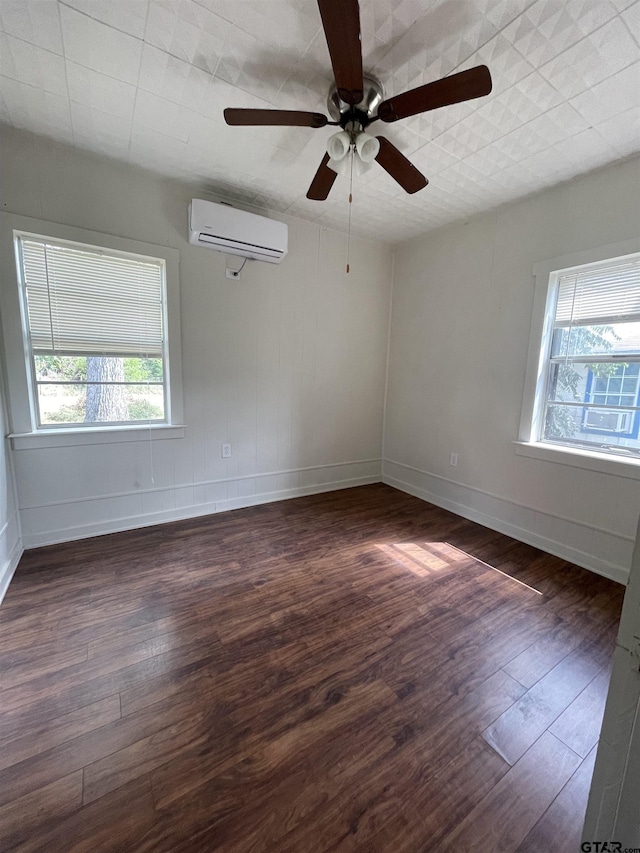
[554, 257, 640, 327]
[16, 233, 169, 428]
[540, 252, 640, 457]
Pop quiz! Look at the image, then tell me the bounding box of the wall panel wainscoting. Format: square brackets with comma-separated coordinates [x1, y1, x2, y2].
[0, 484, 623, 852]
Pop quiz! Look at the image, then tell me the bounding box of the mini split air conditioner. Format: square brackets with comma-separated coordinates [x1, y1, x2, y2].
[188, 199, 288, 264]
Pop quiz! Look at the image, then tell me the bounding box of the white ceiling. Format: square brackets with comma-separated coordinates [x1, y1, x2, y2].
[1, 0, 639, 243]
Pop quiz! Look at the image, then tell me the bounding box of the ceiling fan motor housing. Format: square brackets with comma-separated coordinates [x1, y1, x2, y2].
[327, 75, 384, 129]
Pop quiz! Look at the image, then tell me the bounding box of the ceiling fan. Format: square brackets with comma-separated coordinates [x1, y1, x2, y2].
[224, 0, 492, 201]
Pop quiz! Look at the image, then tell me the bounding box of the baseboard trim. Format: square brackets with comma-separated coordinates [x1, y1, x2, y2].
[19, 458, 383, 510]
[383, 468, 629, 585]
[22, 473, 381, 549]
[0, 538, 23, 605]
[384, 458, 634, 542]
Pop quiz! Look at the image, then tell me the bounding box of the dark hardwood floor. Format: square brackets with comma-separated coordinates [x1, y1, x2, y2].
[0, 484, 624, 852]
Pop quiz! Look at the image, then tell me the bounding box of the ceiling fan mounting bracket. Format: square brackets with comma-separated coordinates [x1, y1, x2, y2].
[327, 75, 384, 129]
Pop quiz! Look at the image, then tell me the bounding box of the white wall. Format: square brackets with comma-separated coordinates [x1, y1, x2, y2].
[384, 156, 640, 583]
[0, 126, 392, 547]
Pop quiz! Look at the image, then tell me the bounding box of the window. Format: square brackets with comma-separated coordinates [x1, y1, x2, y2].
[15, 232, 170, 429]
[533, 251, 640, 459]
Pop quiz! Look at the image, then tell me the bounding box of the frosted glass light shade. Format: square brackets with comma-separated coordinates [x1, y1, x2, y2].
[355, 132, 380, 163]
[326, 131, 351, 160]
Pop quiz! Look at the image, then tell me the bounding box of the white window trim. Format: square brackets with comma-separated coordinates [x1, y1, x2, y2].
[517, 236, 640, 478]
[0, 213, 184, 447]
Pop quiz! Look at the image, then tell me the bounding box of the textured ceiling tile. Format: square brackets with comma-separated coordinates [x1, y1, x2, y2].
[186, 113, 229, 153]
[275, 65, 331, 114]
[539, 16, 639, 99]
[464, 32, 535, 94]
[411, 140, 459, 175]
[1, 76, 73, 140]
[283, 198, 325, 221]
[186, 113, 296, 178]
[525, 101, 590, 146]
[621, 1, 640, 43]
[594, 106, 640, 157]
[129, 125, 186, 166]
[249, 192, 291, 213]
[517, 143, 576, 181]
[550, 127, 622, 169]
[66, 60, 137, 120]
[382, 122, 424, 156]
[0, 32, 68, 95]
[371, 1, 499, 84]
[138, 44, 213, 113]
[62, 0, 149, 39]
[437, 117, 500, 160]
[215, 24, 290, 104]
[490, 71, 563, 129]
[145, 0, 230, 75]
[480, 0, 533, 31]
[224, 0, 319, 52]
[133, 90, 197, 142]
[459, 145, 514, 177]
[290, 26, 333, 83]
[1, 0, 639, 242]
[201, 75, 272, 122]
[448, 109, 504, 151]
[70, 101, 132, 158]
[570, 61, 640, 125]
[611, 0, 638, 11]
[60, 4, 142, 84]
[502, 0, 620, 67]
[416, 99, 477, 144]
[0, 0, 63, 54]
[495, 122, 551, 163]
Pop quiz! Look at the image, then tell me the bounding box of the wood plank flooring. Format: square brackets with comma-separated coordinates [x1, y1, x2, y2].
[0, 484, 624, 852]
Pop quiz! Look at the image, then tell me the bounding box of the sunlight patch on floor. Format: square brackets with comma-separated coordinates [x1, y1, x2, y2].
[442, 542, 543, 595]
[376, 540, 543, 595]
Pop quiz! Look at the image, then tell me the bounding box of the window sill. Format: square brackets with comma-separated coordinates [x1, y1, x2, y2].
[513, 440, 640, 480]
[9, 424, 185, 450]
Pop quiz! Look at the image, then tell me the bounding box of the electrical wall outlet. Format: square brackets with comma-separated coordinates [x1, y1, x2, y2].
[222, 443, 232, 458]
[450, 452, 459, 467]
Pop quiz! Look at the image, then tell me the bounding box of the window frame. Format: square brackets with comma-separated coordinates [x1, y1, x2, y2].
[517, 238, 640, 477]
[0, 213, 184, 447]
[14, 230, 172, 430]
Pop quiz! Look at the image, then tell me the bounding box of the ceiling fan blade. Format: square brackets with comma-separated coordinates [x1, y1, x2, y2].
[375, 137, 428, 194]
[307, 153, 338, 201]
[224, 108, 328, 128]
[317, 0, 364, 105]
[377, 65, 492, 123]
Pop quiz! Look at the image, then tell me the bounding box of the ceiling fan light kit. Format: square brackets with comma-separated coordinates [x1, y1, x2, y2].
[355, 132, 380, 164]
[223, 0, 493, 202]
[326, 127, 380, 176]
[327, 155, 351, 176]
[327, 130, 351, 161]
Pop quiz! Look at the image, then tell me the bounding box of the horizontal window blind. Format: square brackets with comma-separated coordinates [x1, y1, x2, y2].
[555, 256, 640, 327]
[20, 237, 165, 357]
